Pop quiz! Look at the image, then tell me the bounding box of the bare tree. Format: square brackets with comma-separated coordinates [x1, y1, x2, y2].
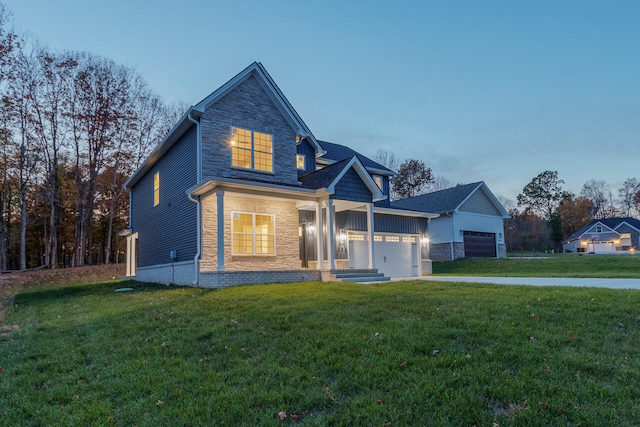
[373, 148, 399, 172]
[618, 178, 639, 217]
[430, 175, 454, 192]
[580, 179, 609, 219]
[30, 48, 77, 268]
[10, 47, 40, 270]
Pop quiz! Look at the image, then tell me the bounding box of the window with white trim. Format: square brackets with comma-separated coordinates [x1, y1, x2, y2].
[296, 154, 305, 170]
[232, 212, 275, 255]
[153, 172, 160, 206]
[230, 127, 273, 172]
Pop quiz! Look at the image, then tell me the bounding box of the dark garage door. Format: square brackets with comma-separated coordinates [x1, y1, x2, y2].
[463, 231, 496, 258]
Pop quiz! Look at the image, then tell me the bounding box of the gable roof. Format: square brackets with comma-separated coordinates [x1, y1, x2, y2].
[563, 217, 640, 243]
[194, 62, 323, 154]
[316, 140, 395, 176]
[390, 182, 509, 218]
[299, 156, 385, 201]
[125, 62, 323, 190]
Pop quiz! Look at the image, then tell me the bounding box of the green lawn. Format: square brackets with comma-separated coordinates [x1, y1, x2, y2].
[2, 280, 640, 425]
[433, 253, 640, 278]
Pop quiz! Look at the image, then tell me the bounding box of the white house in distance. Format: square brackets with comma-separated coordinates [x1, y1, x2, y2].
[391, 182, 510, 261]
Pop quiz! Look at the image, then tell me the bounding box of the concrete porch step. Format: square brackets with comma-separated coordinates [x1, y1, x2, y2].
[329, 269, 390, 283]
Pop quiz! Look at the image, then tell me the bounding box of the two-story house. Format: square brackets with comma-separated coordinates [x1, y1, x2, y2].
[121, 62, 436, 288]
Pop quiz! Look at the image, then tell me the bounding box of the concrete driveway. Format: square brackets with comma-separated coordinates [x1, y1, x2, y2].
[392, 276, 640, 290]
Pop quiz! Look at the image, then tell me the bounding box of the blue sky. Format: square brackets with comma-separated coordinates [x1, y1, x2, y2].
[6, 0, 640, 203]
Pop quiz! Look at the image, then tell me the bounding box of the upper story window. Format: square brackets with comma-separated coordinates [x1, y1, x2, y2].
[296, 154, 305, 170]
[153, 172, 160, 206]
[373, 174, 383, 190]
[596, 225, 603, 233]
[231, 127, 273, 173]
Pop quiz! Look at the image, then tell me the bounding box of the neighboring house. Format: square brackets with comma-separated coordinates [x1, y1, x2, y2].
[391, 182, 510, 261]
[121, 62, 436, 288]
[562, 217, 640, 253]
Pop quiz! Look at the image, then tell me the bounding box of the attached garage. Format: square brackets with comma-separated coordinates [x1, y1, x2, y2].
[348, 233, 419, 277]
[463, 231, 497, 258]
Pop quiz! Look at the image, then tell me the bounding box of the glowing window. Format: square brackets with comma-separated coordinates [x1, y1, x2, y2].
[403, 236, 416, 243]
[153, 172, 160, 207]
[373, 174, 383, 189]
[231, 127, 273, 172]
[385, 236, 400, 242]
[296, 154, 305, 170]
[348, 234, 365, 241]
[620, 233, 631, 239]
[232, 212, 275, 255]
[374, 236, 383, 242]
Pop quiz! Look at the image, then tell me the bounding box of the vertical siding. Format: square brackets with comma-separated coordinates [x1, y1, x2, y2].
[200, 74, 299, 186]
[131, 125, 198, 268]
[459, 188, 501, 216]
[336, 211, 428, 234]
[297, 139, 316, 178]
[331, 168, 372, 203]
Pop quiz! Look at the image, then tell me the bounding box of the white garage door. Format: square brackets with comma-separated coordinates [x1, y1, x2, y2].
[593, 242, 615, 253]
[348, 233, 419, 277]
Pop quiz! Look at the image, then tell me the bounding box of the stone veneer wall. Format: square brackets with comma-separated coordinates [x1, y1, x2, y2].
[421, 260, 433, 275]
[498, 243, 507, 258]
[200, 194, 301, 272]
[429, 242, 465, 262]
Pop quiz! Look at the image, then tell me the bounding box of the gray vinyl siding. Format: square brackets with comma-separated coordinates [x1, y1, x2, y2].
[331, 168, 372, 203]
[615, 223, 640, 249]
[459, 189, 501, 216]
[131, 125, 198, 268]
[297, 139, 316, 178]
[200, 74, 299, 186]
[336, 211, 428, 234]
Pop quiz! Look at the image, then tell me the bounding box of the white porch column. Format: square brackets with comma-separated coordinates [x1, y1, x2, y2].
[325, 199, 336, 270]
[315, 202, 324, 270]
[126, 236, 132, 276]
[366, 203, 376, 270]
[216, 190, 225, 271]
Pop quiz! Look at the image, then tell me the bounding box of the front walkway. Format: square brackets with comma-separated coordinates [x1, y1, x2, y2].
[391, 275, 640, 290]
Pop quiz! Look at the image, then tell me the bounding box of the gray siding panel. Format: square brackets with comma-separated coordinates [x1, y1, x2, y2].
[131, 125, 198, 268]
[336, 211, 428, 234]
[459, 189, 501, 216]
[297, 139, 316, 178]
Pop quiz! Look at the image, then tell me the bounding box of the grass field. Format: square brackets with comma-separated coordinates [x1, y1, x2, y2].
[2, 279, 640, 425]
[433, 253, 640, 278]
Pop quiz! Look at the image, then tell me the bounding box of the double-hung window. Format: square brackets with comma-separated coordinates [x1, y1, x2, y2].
[231, 127, 273, 172]
[232, 212, 275, 255]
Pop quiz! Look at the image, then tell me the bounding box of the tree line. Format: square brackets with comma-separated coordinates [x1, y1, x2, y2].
[506, 171, 640, 252]
[0, 4, 182, 270]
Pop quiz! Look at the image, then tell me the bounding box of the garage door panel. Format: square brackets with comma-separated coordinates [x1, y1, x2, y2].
[463, 231, 496, 258]
[349, 233, 418, 277]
